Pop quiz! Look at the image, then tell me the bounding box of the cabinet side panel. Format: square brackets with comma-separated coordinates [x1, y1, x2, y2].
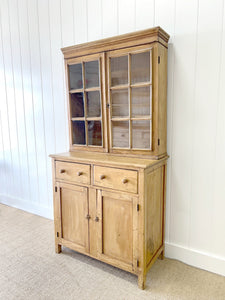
[158, 44, 168, 156]
[145, 166, 164, 266]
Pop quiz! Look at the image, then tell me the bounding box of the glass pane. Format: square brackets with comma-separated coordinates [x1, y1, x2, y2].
[85, 60, 99, 88]
[71, 92, 84, 117]
[132, 120, 150, 149]
[72, 121, 86, 145]
[86, 91, 101, 117]
[131, 86, 151, 117]
[112, 121, 129, 148]
[111, 56, 128, 86]
[69, 63, 83, 89]
[111, 89, 129, 117]
[88, 121, 102, 146]
[131, 52, 150, 84]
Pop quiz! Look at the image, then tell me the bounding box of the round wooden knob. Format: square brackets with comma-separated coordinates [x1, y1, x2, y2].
[122, 178, 128, 184]
[60, 169, 66, 174]
[77, 171, 83, 176]
[100, 175, 106, 180]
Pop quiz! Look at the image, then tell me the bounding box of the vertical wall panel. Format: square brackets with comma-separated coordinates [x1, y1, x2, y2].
[209, 0, 225, 256]
[154, 0, 176, 243]
[38, 0, 56, 209]
[17, 0, 39, 204]
[1, 0, 22, 199]
[49, 0, 68, 153]
[118, 0, 135, 34]
[74, 0, 88, 44]
[169, 0, 199, 246]
[61, 0, 74, 47]
[102, 0, 118, 37]
[87, 0, 102, 41]
[0, 110, 7, 196]
[135, 0, 155, 30]
[0, 4, 12, 197]
[189, 0, 224, 252]
[27, 0, 48, 206]
[8, 0, 30, 202]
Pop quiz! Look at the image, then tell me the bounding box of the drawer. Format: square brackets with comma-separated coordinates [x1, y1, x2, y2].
[55, 161, 90, 184]
[93, 166, 138, 193]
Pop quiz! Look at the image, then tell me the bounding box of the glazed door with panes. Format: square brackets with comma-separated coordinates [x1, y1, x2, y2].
[67, 53, 107, 151]
[107, 46, 152, 153]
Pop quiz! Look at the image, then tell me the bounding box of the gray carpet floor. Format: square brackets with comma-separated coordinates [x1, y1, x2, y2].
[0, 203, 225, 300]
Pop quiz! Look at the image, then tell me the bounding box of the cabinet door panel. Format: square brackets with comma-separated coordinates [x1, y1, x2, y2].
[59, 183, 89, 253]
[67, 53, 107, 152]
[107, 45, 153, 153]
[102, 196, 133, 263]
[96, 190, 138, 273]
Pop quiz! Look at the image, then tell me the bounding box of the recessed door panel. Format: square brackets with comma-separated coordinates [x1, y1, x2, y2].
[59, 183, 89, 253]
[102, 196, 133, 263]
[96, 190, 138, 273]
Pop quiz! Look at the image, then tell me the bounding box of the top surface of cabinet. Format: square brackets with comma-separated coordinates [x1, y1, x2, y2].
[61, 27, 169, 58]
[50, 151, 168, 170]
[62, 27, 169, 159]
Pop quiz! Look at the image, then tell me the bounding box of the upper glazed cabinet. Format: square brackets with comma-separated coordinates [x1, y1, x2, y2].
[63, 27, 169, 159]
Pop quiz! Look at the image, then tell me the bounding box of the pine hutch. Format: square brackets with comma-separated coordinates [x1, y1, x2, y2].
[50, 27, 169, 289]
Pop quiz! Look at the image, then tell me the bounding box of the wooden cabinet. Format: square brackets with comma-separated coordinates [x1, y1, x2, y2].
[51, 153, 167, 289]
[50, 27, 169, 289]
[64, 27, 169, 159]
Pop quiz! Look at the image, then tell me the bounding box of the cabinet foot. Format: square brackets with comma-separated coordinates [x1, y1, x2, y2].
[138, 273, 146, 290]
[55, 244, 61, 253]
[158, 250, 164, 260]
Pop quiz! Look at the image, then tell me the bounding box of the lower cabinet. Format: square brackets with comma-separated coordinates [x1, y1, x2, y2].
[54, 183, 138, 273]
[51, 154, 167, 289]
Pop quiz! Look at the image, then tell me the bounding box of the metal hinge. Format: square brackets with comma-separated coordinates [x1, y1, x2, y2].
[137, 204, 140, 211]
[56, 232, 59, 237]
[55, 186, 57, 192]
[158, 139, 160, 146]
[137, 260, 139, 267]
[158, 56, 160, 64]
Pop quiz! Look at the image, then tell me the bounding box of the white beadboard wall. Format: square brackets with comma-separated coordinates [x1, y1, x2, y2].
[0, 0, 225, 277]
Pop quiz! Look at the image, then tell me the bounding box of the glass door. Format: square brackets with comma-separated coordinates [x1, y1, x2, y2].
[108, 47, 152, 151]
[67, 54, 105, 150]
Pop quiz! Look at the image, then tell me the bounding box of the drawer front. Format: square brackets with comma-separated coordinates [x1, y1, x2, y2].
[55, 161, 90, 184]
[93, 166, 138, 193]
